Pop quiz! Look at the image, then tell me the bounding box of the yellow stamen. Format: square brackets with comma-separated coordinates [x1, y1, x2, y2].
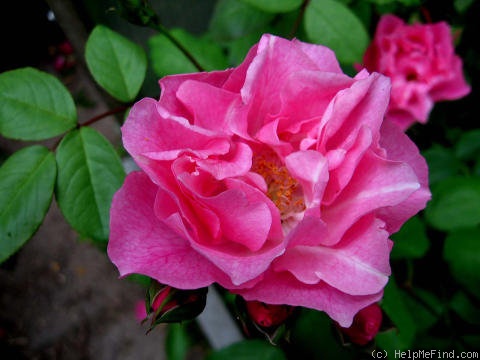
[252, 152, 305, 220]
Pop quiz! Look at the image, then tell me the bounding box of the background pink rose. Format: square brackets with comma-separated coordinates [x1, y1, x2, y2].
[108, 34, 430, 327]
[362, 14, 471, 130]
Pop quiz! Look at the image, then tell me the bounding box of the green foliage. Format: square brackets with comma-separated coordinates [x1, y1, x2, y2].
[422, 145, 465, 185]
[55, 127, 125, 243]
[455, 129, 480, 162]
[304, 0, 369, 64]
[149, 28, 229, 76]
[391, 216, 430, 259]
[85, 25, 147, 102]
[444, 228, 480, 299]
[450, 291, 480, 325]
[378, 277, 416, 351]
[166, 323, 192, 360]
[289, 309, 354, 359]
[0, 146, 56, 262]
[239, 0, 303, 13]
[0, 68, 77, 140]
[209, 0, 274, 43]
[206, 339, 287, 360]
[425, 177, 480, 231]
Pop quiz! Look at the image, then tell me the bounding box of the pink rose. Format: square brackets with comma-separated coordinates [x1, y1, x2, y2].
[108, 34, 430, 327]
[339, 303, 383, 345]
[362, 14, 471, 130]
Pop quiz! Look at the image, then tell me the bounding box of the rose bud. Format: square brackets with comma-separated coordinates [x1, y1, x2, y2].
[58, 40, 74, 55]
[339, 303, 382, 345]
[246, 300, 293, 328]
[135, 286, 177, 322]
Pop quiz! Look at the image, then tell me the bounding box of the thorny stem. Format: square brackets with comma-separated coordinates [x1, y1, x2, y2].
[288, 0, 311, 39]
[78, 105, 129, 128]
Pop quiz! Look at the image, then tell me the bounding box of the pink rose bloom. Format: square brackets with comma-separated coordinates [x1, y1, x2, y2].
[362, 14, 471, 130]
[108, 34, 430, 327]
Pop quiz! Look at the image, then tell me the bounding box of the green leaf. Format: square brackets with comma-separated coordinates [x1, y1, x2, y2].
[404, 288, 443, 332]
[289, 309, 354, 360]
[55, 127, 125, 242]
[423, 145, 464, 185]
[0, 67, 77, 140]
[0, 146, 56, 263]
[380, 277, 416, 349]
[207, 339, 287, 360]
[391, 216, 429, 259]
[227, 32, 264, 66]
[85, 25, 147, 102]
[450, 291, 480, 325]
[444, 227, 480, 298]
[375, 329, 406, 355]
[454, 0, 475, 13]
[209, 0, 274, 43]
[304, 0, 369, 64]
[166, 323, 191, 360]
[239, 0, 302, 13]
[148, 29, 229, 77]
[455, 129, 480, 162]
[425, 177, 480, 231]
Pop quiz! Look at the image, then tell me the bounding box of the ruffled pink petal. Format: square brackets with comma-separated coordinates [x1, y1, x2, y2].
[293, 38, 343, 73]
[176, 80, 242, 134]
[320, 150, 421, 246]
[274, 216, 392, 295]
[200, 189, 272, 252]
[377, 121, 431, 232]
[122, 98, 230, 161]
[173, 169, 285, 285]
[240, 35, 348, 136]
[430, 56, 471, 101]
[196, 142, 253, 179]
[108, 172, 232, 289]
[159, 70, 233, 118]
[285, 150, 329, 207]
[276, 71, 354, 135]
[323, 126, 373, 205]
[235, 270, 384, 327]
[319, 72, 391, 152]
[284, 211, 327, 248]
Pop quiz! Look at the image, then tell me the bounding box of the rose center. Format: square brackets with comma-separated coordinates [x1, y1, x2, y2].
[252, 153, 306, 221]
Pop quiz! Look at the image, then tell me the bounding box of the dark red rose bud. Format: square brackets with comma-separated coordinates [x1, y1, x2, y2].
[58, 40, 74, 55]
[246, 301, 293, 328]
[53, 56, 66, 72]
[340, 303, 382, 345]
[135, 286, 177, 322]
[150, 286, 177, 313]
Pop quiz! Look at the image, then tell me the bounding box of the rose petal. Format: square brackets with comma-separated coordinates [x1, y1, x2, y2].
[108, 172, 232, 289]
[236, 270, 384, 327]
[321, 150, 421, 245]
[274, 216, 392, 295]
[176, 80, 242, 134]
